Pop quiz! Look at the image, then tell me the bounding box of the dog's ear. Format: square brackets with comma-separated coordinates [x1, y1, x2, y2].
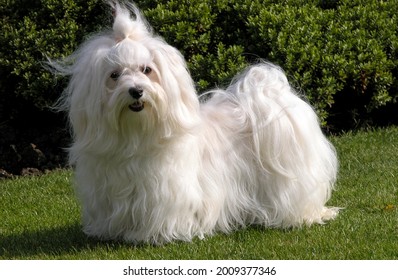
[151, 41, 201, 133]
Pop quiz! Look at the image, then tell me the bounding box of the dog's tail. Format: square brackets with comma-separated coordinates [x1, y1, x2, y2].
[228, 63, 339, 226]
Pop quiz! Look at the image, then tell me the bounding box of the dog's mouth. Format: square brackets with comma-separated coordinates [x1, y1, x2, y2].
[129, 101, 145, 112]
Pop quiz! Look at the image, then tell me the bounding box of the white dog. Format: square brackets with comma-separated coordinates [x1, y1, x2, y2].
[53, 1, 338, 244]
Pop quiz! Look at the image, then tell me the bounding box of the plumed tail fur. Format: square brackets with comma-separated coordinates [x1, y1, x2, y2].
[201, 63, 339, 228]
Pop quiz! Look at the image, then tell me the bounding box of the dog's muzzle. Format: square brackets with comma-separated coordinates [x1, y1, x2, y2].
[128, 87, 145, 112]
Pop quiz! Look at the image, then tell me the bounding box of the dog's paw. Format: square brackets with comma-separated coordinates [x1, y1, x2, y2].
[320, 206, 341, 221]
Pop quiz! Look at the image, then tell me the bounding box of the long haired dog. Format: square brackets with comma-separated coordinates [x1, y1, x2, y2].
[53, 2, 339, 244]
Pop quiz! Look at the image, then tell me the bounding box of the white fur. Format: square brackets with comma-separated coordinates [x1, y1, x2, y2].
[53, 2, 339, 244]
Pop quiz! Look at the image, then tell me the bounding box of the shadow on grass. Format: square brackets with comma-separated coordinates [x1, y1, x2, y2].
[0, 223, 126, 259]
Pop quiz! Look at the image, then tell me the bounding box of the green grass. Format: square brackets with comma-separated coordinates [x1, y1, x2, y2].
[1, 127, 397, 260]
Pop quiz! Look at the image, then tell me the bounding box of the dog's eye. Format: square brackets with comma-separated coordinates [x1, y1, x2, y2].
[141, 66, 152, 75]
[110, 71, 121, 81]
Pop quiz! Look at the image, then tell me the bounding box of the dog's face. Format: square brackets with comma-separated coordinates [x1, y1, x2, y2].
[104, 40, 162, 117]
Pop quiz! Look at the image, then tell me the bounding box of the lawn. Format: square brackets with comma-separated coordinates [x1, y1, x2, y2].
[1, 127, 397, 260]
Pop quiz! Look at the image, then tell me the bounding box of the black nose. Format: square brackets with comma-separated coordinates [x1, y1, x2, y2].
[129, 87, 143, 99]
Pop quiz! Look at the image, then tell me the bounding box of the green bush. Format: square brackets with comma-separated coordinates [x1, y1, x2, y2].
[0, 0, 107, 119]
[1, 0, 397, 128]
[244, 0, 398, 125]
[143, 0, 398, 126]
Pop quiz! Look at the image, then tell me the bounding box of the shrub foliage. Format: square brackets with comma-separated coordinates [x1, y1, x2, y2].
[1, 0, 397, 128]
[0, 0, 108, 118]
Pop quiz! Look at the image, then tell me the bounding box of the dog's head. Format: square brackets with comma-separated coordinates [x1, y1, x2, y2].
[58, 2, 200, 147]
